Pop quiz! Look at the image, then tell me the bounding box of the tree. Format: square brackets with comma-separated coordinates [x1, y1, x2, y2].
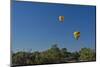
[12, 51, 33, 65]
[32, 51, 41, 64]
[79, 48, 96, 61]
[61, 48, 68, 58]
[12, 44, 96, 66]
[46, 44, 62, 63]
[12, 51, 27, 65]
[71, 52, 80, 61]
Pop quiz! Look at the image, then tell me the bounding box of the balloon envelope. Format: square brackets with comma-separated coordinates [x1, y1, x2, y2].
[59, 16, 64, 22]
[73, 32, 80, 40]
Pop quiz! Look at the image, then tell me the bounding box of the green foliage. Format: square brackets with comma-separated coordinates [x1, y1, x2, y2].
[71, 52, 80, 61]
[12, 44, 96, 66]
[79, 48, 96, 61]
[61, 48, 68, 58]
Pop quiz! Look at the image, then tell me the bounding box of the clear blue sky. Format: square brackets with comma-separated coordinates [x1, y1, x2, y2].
[12, 1, 96, 52]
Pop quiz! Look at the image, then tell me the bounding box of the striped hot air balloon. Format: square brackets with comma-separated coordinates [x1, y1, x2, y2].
[73, 31, 80, 40]
[59, 16, 64, 22]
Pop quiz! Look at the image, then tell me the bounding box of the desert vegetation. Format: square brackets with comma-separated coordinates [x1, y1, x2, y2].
[12, 44, 96, 66]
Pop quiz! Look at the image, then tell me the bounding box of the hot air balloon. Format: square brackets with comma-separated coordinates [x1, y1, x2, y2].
[59, 16, 64, 22]
[73, 31, 80, 40]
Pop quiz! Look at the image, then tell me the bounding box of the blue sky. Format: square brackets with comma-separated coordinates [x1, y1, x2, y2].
[12, 1, 96, 52]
